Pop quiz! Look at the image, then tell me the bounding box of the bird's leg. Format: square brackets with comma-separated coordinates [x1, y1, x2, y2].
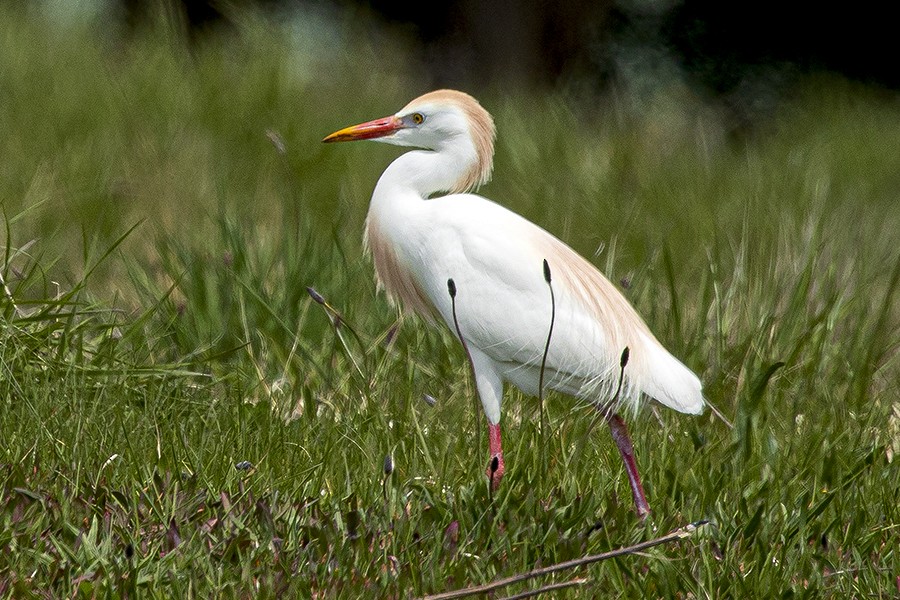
[486, 422, 506, 490]
[606, 413, 650, 519]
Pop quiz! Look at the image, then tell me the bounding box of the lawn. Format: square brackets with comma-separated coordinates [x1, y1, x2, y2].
[1, 6, 898, 598]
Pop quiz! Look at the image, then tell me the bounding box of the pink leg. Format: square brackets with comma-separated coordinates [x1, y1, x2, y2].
[607, 414, 650, 519]
[486, 423, 506, 490]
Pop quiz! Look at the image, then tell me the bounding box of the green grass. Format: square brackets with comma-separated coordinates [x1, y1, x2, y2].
[1, 6, 899, 598]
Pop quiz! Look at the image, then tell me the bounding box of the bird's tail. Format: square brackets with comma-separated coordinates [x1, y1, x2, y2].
[636, 332, 705, 415]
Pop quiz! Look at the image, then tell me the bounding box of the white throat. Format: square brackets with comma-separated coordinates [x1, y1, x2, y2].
[373, 141, 478, 205]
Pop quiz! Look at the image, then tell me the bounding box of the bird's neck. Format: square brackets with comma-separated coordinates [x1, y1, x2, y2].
[364, 146, 477, 296]
[365, 149, 469, 320]
[372, 146, 477, 211]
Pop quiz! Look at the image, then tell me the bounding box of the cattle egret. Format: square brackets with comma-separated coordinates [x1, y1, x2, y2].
[323, 90, 704, 517]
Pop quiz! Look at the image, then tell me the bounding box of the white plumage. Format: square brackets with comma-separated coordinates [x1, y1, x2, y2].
[324, 89, 704, 516]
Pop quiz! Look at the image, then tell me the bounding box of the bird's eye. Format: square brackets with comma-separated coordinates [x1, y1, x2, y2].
[411, 112, 425, 125]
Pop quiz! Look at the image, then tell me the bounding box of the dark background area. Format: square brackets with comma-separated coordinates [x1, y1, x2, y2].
[121, 0, 899, 95]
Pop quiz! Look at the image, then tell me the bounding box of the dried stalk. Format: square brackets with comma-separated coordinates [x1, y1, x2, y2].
[419, 520, 707, 600]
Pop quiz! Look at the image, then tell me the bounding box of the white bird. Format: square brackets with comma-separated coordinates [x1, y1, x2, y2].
[323, 89, 704, 517]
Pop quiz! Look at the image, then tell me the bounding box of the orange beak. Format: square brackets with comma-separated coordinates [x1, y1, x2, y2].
[322, 115, 404, 143]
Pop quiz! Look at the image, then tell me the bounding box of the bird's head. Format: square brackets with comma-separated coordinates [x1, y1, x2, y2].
[323, 89, 496, 193]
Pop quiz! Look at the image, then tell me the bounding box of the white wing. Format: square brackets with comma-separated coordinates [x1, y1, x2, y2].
[390, 194, 704, 415]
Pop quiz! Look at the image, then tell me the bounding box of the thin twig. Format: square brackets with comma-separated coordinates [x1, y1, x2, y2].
[705, 399, 734, 429]
[447, 279, 474, 375]
[306, 286, 367, 378]
[498, 577, 588, 600]
[447, 279, 482, 468]
[306, 286, 367, 350]
[574, 347, 630, 462]
[538, 259, 555, 467]
[418, 520, 707, 600]
[0, 268, 24, 317]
